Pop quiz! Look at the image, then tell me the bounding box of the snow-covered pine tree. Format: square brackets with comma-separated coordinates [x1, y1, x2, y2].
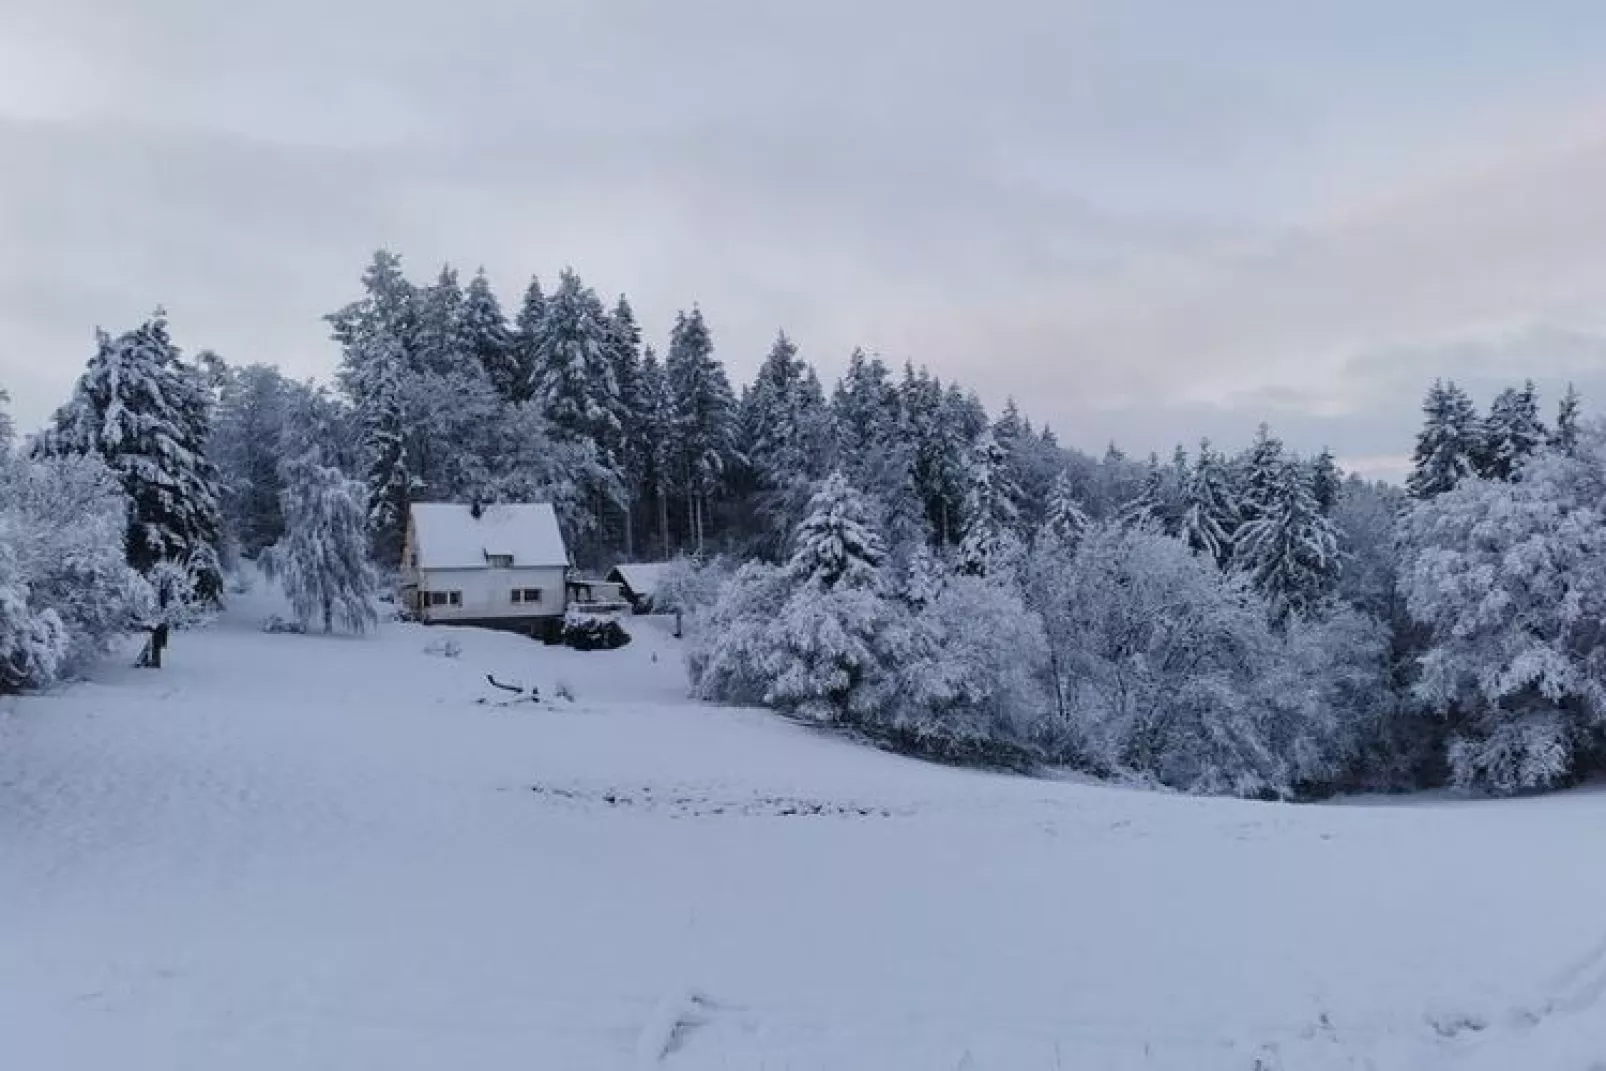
[900, 364, 961, 543]
[328, 250, 419, 561]
[1552, 383, 1581, 453]
[462, 268, 517, 398]
[1479, 380, 1546, 481]
[743, 332, 833, 557]
[0, 387, 13, 457]
[832, 348, 901, 463]
[1308, 447, 1340, 515]
[786, 471, 886, 591]
[1406, 379, 1481, 498]
[956, 427, 1022, 577]
[413, 264, 469, 377]
[1039, 471, 1091, 549]
[608, 295, 647, 557]
[1234, 423, 1286, 526]
[40, 312, 224, 602]
[665, 307, 739, 553]
[530, 269, 622, 460]
[507, 275, 546, 403]
[1115, 454, 1167, 532]
[273, 454, 379, 635]
[898, 540, 946, 609]
[1231, 457, 1339, 625]
[1179, 439, 1239, 567]
[211, 363, 295, 557]
[637, 346, 675, 558]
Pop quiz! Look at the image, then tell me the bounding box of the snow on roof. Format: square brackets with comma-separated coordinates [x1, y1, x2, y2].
[410, 503, 568, 570]
[609, 561, 669, 596]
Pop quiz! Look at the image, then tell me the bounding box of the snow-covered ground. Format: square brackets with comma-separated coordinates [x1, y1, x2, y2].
[3, 586, 1604, 1070]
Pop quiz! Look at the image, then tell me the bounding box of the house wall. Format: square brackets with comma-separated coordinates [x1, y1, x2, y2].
[413, 566, 568, 622]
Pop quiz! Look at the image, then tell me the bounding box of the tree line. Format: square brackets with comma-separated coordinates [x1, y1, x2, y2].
[1, 247, 1600, 800]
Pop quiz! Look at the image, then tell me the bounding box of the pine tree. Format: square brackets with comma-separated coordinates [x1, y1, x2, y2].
[638, 346, 675, 558]
[1179, 439, 1239, 567]
[1232, 458, 1340, 624]
[328, 250, 419, 560]
[787, 471, 886, 591]
[462, 268, 516, 397]
[1480, 380, 1546, 480]
[743, 332, 833, 556]
[413, 264, 469, 376]
[211, 363, 294, 557]
[0, 387, 13, 457]
[508, 275, 546, 403]
[957, 427, 1022, 577]
[1235, 424, 1286, 525]
[608, 295, 648, 557]
[1116, 454, 1167, 531]
[1308, 447, 1340, 515]
[1552, 383, 1582, 453]
[528, 268, 622, 456]
[40, 312, 224, 602]
[1039, 471, 1090, 549]
[665, 307, 739, 553]
[273, 455, 379, 635]
[1406, 380, 1481, 498]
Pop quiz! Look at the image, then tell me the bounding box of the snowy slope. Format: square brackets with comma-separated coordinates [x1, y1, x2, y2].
[3, 588, 1605, 1070]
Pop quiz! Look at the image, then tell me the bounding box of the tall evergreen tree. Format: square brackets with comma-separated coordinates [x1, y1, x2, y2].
[743, 332, 833, 556]
[787, 471, 886, 592]
[0, 387, 13, 457]
[413, 264, 469, 376]
[39, 312, 224, 601]
[508, 275, 546, 403]
[1308, 447, 1341, 515]
[1039, 471, 1091, 549]
[1232, 459, 1340, 625]
[608, 295, 648, 558]
[956, 427, 1021, 577]
[327, 251, 418, 561]
[1406, 380, 1482, 498]
[665, 307, 739, 553]
[461, 268, 517, 397]
[1552, 383, 1582, 453]
[1480, 380, 1546, 480]
[211, 363, 295, 557]
[1179, 439, 1239, 567]
[1235, 424, 1286, 525]
[638, 346, 674, 558]
[528, 268, 621, 456]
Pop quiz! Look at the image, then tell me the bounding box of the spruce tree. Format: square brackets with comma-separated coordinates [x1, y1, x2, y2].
[665, 307, 739, 553]
[1179, 440, 1239, 567]
[413, 264, 468, 376]
[508, 275, 546, 403]
[462, 268, 516, 397]
[608, 295, 648, 557]
[744, 332, 833, 556]
[1480, 380, 1545, 480]
[1039, 471, 1091, 549]
[0, 387, 12, 457]
[1552, 383, 1582, 453]
[1235, 423, 1286, 525]
[1232, 459, 1340, 624]
[787, 471, 886, 592]
[528, 268, 622, 456]
[1308, 447, 1340, 515]
[40, 312, 224, 601]
[1406, 380, 1482, 498]
[956, 427, 1022, 577]
[638, 346, 674, 558]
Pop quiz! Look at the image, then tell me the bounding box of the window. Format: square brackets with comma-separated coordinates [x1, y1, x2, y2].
[428, 591, 462, 608]
[487, 554, 514, 568]
[511, 588, 543, 605]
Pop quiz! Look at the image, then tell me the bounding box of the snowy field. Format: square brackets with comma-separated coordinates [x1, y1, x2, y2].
[3, 588, 1605, 1070]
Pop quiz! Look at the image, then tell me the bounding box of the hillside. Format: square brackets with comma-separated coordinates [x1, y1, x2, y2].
[3, 587, 1604, 1070]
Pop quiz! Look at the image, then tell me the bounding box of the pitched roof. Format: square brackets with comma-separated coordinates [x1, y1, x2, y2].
[608, 561, 670, 597]
[409, 503, 569, 570]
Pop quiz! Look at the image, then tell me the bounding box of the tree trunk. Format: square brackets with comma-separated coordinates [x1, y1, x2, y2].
[657, 486, 670, 560]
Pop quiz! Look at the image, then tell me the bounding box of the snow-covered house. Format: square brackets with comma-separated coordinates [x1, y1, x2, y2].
[401, 503, 569, 634]
[606, 562, 669, 613]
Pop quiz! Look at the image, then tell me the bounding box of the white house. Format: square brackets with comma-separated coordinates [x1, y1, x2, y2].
[401, 502, 570, 635]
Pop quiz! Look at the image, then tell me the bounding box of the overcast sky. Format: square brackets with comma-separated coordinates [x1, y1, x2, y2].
[5, 1, 1606, 477]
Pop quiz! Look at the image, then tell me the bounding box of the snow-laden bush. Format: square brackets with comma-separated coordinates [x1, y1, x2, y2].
[269, 460, 379, 635]
[1043, 523, 1290, 796]
[687, 561, 792, 706]
[0, 452, 146, 674]
[561, 610, 631, 651]
[1401, 433, 1606, 793]
[0, 528, 68, 693]
[888, 574, 1049, 763]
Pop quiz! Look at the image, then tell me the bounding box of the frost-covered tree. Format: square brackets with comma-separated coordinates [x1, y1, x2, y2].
[1479, 380, 1545, 481]
[957, 428, 1022, 577]
[608, 295, 649, 556]
[1406, 379, 1481, 498]
[664, 307, 739, 552]
[0, 387, 13, 457]
[1039, 471, 1091, 549]
[413, 264, 469, 377]
[1179, 440, 1239, 567]
[637, 346, 676, 558]
[39, 312, 224, 602]
[328, 250, 418, 560]
[211, 363, 296, 558]
[786, 472, 885, 591]
[1401, 435, 1606, 794]
[1308, 447, 1341, 515]
[272, 457, 379, 635]
[1234, 424, 1286, 527]
[0, 452, 146, 674]
[743, 333, 833, 556]
[507, 275, 546, 403]
[1552, 383, 1582, 453]
[529, 268, 621, 457]
[1232, 458, 1340, 625]
[0, 530, 66, 693]
[462, 268, 517, 399]
[1046, 523, 1288, 796]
